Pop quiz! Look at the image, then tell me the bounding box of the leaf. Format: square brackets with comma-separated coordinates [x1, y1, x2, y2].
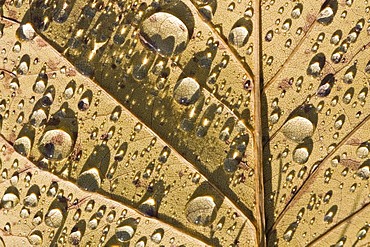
[0, 0, 369, 246]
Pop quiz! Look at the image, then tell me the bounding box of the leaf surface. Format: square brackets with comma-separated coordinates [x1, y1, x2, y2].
[0, 0, 369, 246]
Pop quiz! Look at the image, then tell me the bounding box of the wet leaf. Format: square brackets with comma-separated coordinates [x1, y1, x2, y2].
[0, 0, 369, 246]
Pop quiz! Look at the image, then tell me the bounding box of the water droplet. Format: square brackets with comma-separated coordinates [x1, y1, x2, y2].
[283, 222, 298, 242]
[357, 161, 370, 179]
[229, 26, 249, 47]
[24, 192, 39, 207]
[173, 77, 200, 105]
[138, 198, 157, 217]
[291, 3, 303, 19]
[150, 229, 164, 244]
[185, 196, 216, 226]
[324, 205, 337, 223]
[293, 146, 310, 164]
[13, 136, 32, 156]
[39, 129, 74, 161]
[116, 225, 135, 242]
[19, 23, 36, 40]
[45, 208, 64, 228]
[307, 53, 325, 77]
[139, 12, 190, 57]
[1, 187, 20, 209]
[77, 168, 101, 192]
[357, 225, 369, 239]
[357, 145, 369, 159]
[282, 116, 315, 142]
[28, 231, 43, 246]
[317, 0, 338, 25]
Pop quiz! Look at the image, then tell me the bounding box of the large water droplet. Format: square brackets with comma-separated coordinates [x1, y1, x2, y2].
[317, 0, 338, 25]
[77, 168, 101, 192]
[38, 129, 74, 161]
[282, 116, 314, 142]
[185, 196, 216, 226]
[45, 208, 64, 228]
[173, 77, 200, 105]
[28, 231, 43, 246]
[229, 26, 249, 47]
[116, 225, 135, 242]
[140, 12, 189, 57]
[1, 187, 20, 209]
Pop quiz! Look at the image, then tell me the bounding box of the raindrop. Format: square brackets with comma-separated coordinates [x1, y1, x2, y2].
[151, 229, 164, 244]
[229, 26, 249, 47]
[14, 136, 32, 156]
[19, 23, 36, 40]
[77, 168, 102, 192]
[307, 53, 325, 77]
[283, 222, 298, 242]
[323, 205, 337, 223]
[317, 0, 338, 25]
[45, 208, 64, 228]
[357, 145, 369, 159]
[293, 146, 310, 164]
[330, 30, 342, 45]
[139, 12, 190, 57]
[38, 129, 74, 161]
[357, 161, 370, 180]
[1, 187, 20, 209]
[173, 77, 200, 105]
[28, 231, 43, 246]
[291, 3, 303, 19]
[116, 225, 135, 242]
[317, 74, 335, 97]
[185, 196, 216, 226]
[282, 116, 315, 142]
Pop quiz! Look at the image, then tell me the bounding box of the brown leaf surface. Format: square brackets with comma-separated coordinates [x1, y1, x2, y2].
[0, 0, 369, 246]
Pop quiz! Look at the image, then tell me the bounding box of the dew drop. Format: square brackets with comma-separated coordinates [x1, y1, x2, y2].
[77, 168, 101, 192]
[38, 129, 74, 161]
[293, 146, 310, 164]
[282, 116, 315, 142]
[116, 225, 135, 242]
[173, 77, 200, 105]
[229, 26, 249, 47]
[185, 196, 216, 226]
[45, 208, 64, 228]
[139, 12, 190, 57]
[28, 231, 43, 246]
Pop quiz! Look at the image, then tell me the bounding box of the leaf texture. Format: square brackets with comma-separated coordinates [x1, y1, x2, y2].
[0, 0, 369, 246]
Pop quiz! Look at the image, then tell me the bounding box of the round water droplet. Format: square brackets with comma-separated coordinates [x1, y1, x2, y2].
[293, 146, 310, 164]
[282, 116, 314, 142]
[138, 198, 157, 217]
[24, 193, 39, 207]
[69, 229, 82, 245]
[19, 23, 36, 40]
[30, 109, 48, 127]
[1, 189, 19, 209]
[185, 196, 216, 226]
[151, 229, 164, 244]
[173, 77, 200, 105]
[39, 129, 74, 161]
[116, 225, 135, 242]
[45, 208, 64, 228]
[357, 162, 370, 180]
[28, 231, 43, 246]
[140, 12, 189, 57]
[291, 4, 302, 19]
[229, 26, 249, 47]
[13, 136, 32, 156]
[77, 168, 101, 192]
[357, 146, 369, 159]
